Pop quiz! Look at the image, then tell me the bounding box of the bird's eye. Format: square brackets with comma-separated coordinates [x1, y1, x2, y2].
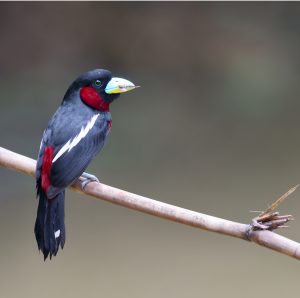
[95, 79, 102, 87]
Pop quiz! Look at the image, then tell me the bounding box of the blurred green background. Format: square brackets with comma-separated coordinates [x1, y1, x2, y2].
[1, 2, 300, 297]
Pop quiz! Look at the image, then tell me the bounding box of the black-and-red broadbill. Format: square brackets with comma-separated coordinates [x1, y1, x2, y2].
[35, 69, 138, 259]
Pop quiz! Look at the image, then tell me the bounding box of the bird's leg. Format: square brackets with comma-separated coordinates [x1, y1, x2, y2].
[80, 172, 100, 190]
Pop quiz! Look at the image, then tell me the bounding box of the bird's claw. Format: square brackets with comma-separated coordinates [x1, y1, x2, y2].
[80, 172, 100, 190]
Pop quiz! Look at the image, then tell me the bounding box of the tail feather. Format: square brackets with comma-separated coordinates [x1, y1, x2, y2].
[34, 190, 65, 260]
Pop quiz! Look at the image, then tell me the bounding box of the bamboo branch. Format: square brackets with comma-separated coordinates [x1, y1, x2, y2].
[0, 146, 300, 260]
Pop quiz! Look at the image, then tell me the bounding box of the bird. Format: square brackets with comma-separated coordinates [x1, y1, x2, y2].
[34, 69, 138, 259]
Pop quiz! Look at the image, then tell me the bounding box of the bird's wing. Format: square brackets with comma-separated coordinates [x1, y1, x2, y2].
[49, 113, 110, 189]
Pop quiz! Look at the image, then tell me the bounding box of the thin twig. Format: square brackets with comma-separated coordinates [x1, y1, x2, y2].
[0, 146, 300, 260]
[261, 185, 299, 217]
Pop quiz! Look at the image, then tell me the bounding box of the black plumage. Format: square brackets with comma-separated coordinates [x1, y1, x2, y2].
[35, 69, 137, 259]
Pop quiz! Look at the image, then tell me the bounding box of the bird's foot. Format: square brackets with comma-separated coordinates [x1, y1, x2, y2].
[80, 172, 100, 190]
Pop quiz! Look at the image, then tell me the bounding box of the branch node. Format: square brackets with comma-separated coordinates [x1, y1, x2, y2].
[245, 224, 253, 241]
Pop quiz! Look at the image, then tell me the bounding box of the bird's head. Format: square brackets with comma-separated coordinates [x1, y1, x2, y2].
[64, 69, 138, 111]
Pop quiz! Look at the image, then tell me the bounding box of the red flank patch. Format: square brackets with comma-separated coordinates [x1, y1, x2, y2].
[41, 146, 54, 194]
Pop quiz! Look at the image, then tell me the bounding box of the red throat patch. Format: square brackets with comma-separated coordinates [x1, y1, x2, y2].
[80, 86, 109, 112]
[41, 146, 54, 195]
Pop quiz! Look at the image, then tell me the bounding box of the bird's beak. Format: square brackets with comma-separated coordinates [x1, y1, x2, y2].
[105, 77, 139, 94]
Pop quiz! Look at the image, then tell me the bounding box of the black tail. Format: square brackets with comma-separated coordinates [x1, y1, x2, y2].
[34, 190, 65, 260]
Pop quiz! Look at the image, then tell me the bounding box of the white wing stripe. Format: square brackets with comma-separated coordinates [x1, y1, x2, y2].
[52, 113, 99, 163]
